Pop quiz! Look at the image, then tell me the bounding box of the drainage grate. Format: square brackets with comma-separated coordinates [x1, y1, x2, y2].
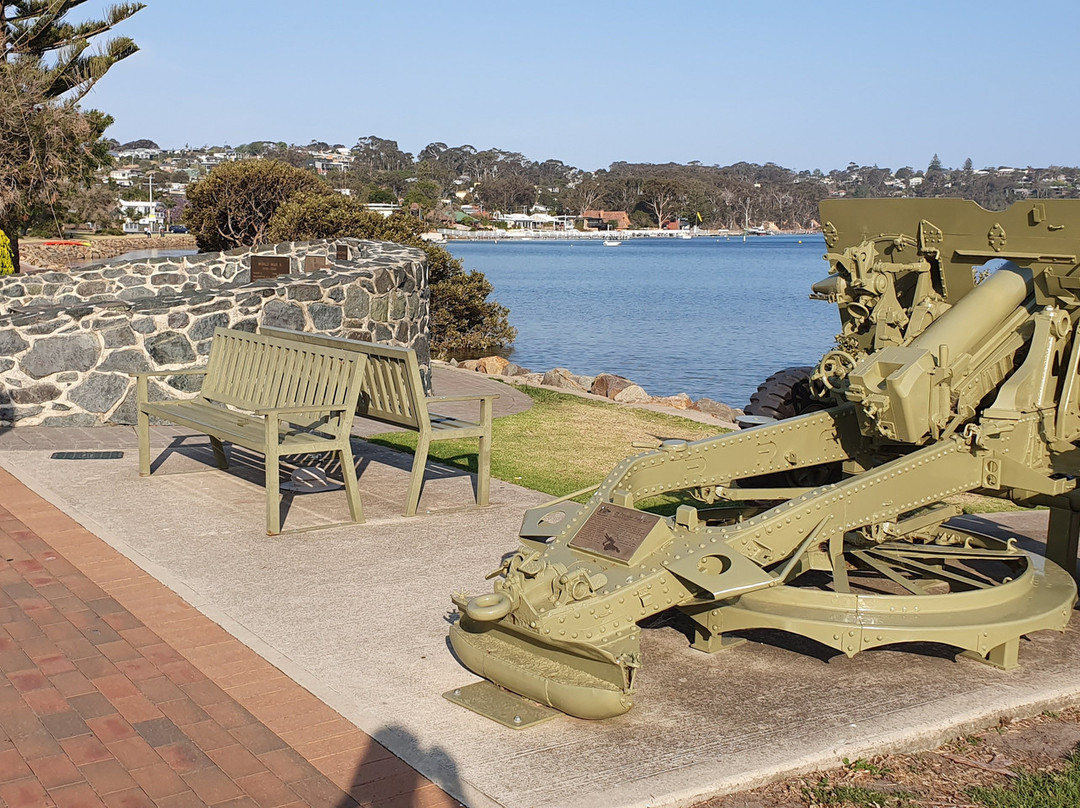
[50, 451, 124, 460]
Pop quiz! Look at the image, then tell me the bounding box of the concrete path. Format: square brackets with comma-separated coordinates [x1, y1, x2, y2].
[1, 379, 1079, 808]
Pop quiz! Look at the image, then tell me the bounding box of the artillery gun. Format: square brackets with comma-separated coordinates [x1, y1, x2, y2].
[449, 198, 1080, 721]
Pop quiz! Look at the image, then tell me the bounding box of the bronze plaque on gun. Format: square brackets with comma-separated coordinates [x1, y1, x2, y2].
[250, 255, 290, 281]
[570, 504, 660, 562]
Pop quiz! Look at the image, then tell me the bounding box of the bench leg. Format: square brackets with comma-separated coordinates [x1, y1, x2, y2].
[477, 433, 491, 508]
[209, 437, 229, 470]
[264, 420, 282, 535]
[477, 397, 493, 507]
[405, 433, 430, 517]
[339, 443, 364, 524]
[137, 407, 152, 477]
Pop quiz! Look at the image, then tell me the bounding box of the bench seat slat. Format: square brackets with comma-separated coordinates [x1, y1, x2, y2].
[142, 400, 342, 453]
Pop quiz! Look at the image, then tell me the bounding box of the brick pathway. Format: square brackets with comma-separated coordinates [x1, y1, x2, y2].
[0, 469, 459, 807]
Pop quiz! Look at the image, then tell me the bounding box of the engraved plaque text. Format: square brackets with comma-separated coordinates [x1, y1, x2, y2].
[569, 503, 660, 562]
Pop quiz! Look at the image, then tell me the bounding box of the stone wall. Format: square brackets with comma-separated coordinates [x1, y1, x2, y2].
[0, 238, 428, 426]
[19, 235, 198, 271]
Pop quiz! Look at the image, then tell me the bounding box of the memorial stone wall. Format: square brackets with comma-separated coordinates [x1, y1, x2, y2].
[0, 239, 429, 426]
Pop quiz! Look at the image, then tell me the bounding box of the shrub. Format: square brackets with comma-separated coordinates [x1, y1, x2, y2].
[183, 160, 329, 252]
[0, 228, 12, 275]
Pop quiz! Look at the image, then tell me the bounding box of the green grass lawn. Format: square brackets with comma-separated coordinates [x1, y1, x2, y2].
[367, 384, 725, 500]
[968, 753, 1080, 807]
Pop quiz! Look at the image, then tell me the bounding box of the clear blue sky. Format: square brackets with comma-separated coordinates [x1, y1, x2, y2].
[83, 0, 1080, 173]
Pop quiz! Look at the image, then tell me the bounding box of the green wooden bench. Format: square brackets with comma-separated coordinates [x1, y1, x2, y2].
[260, 327, 497, 516]
[133, 327, 367, 535]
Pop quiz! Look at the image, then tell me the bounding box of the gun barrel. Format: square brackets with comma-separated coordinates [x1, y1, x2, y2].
[910, 263, 1034, 359]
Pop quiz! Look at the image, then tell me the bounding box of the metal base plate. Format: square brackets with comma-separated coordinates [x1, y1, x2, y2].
[443, 681, 561, 729]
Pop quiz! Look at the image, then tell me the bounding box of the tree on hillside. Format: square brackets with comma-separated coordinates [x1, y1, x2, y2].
[1, 1, 145, 100]
[265, 193, 515, 355]
[182, 160, 329, 251]
[641, 178, 685, 227]
[352, 136, 412, 172]
[0, 1, 143, 270]
[262, 144, 310, 168]
[402, 179, 442, 211]
[600, 175, 643, 216]
[561, 179, 603, 216]
[367, 188, 397, 204]
[475, 175, 536, 213]
[68, 181, 123, 232]
[0, 61, 114, 271]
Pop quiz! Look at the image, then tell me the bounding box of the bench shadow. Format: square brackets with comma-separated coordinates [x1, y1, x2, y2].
[335, 724, 464, 808]
[144, 432, 473, 526]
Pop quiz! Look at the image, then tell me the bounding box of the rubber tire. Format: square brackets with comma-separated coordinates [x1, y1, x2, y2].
[744, 366, 841, 488]
[745, 366, 815, 420]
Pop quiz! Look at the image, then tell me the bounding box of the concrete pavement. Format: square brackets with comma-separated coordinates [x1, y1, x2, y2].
[1, 366, 1079, 807]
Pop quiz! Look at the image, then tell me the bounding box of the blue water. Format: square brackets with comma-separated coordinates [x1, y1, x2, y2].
[446, 235, 840, 408]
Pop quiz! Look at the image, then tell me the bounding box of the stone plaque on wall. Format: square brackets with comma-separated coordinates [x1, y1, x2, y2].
[336, 245, 349, 261]
[304, 256, 328, 273]
[250, 255, 290, 281]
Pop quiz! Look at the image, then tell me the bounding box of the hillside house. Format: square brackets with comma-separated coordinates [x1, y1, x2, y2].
[582, 210, 631, 230]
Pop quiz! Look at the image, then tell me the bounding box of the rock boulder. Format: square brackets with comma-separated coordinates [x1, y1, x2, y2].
[612, 384, 650, 403]
[591, 373, 637, 400]
[650, 392, 694, 410]
[694, 397, 742, 422]
[477, 355, 510, 375]
[542, 367, 594, 393]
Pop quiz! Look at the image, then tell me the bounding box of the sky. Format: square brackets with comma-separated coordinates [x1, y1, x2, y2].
[78, 0, 1080, 174]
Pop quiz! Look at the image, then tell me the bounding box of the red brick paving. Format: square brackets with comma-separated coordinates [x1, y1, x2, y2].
[0, 468, 460, 807]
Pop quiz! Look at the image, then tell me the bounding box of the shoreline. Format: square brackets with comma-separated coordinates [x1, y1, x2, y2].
[442, 356, 744, 428]
[438, 228, 820, 241]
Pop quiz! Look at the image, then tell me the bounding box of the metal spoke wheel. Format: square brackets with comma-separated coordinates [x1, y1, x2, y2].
[685, 529, 1077, 669]
[799, 534, 1031, 597]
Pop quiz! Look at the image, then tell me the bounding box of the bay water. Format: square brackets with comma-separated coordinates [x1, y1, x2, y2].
[447, 235, 840, 409]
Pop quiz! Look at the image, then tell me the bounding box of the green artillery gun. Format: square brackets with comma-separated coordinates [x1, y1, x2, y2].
[449, 199, 1080, 720]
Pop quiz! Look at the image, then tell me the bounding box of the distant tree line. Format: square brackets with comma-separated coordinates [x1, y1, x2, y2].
[234, 137, 1080, 232]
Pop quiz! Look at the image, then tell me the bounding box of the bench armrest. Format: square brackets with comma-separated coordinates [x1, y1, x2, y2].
[133, 368, 209, 406]
[426, 394, 500, 404]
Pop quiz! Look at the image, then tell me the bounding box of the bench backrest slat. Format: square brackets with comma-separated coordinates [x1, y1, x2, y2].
[200, 328, 364, 414]
[256, 327, 428, 429]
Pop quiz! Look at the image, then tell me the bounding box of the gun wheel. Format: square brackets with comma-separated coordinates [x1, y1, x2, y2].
[744, 366, 840, 486]
[684, 530, 1077, 669]
[815, 536, 1032, 597]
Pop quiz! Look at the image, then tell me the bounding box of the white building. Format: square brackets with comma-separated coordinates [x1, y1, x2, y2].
[115, 147, 161, 160]
[365, 203, 401, 218]
[118, 199, 165, 233]
[108, 168, 140, 187]
[495, 212, 571, 230]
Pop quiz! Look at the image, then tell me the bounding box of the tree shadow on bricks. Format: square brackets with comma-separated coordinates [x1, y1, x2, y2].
[337, 724, 465, 808]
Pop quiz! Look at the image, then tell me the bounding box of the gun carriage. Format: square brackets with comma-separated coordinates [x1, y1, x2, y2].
[450, 199, 1080, 720]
